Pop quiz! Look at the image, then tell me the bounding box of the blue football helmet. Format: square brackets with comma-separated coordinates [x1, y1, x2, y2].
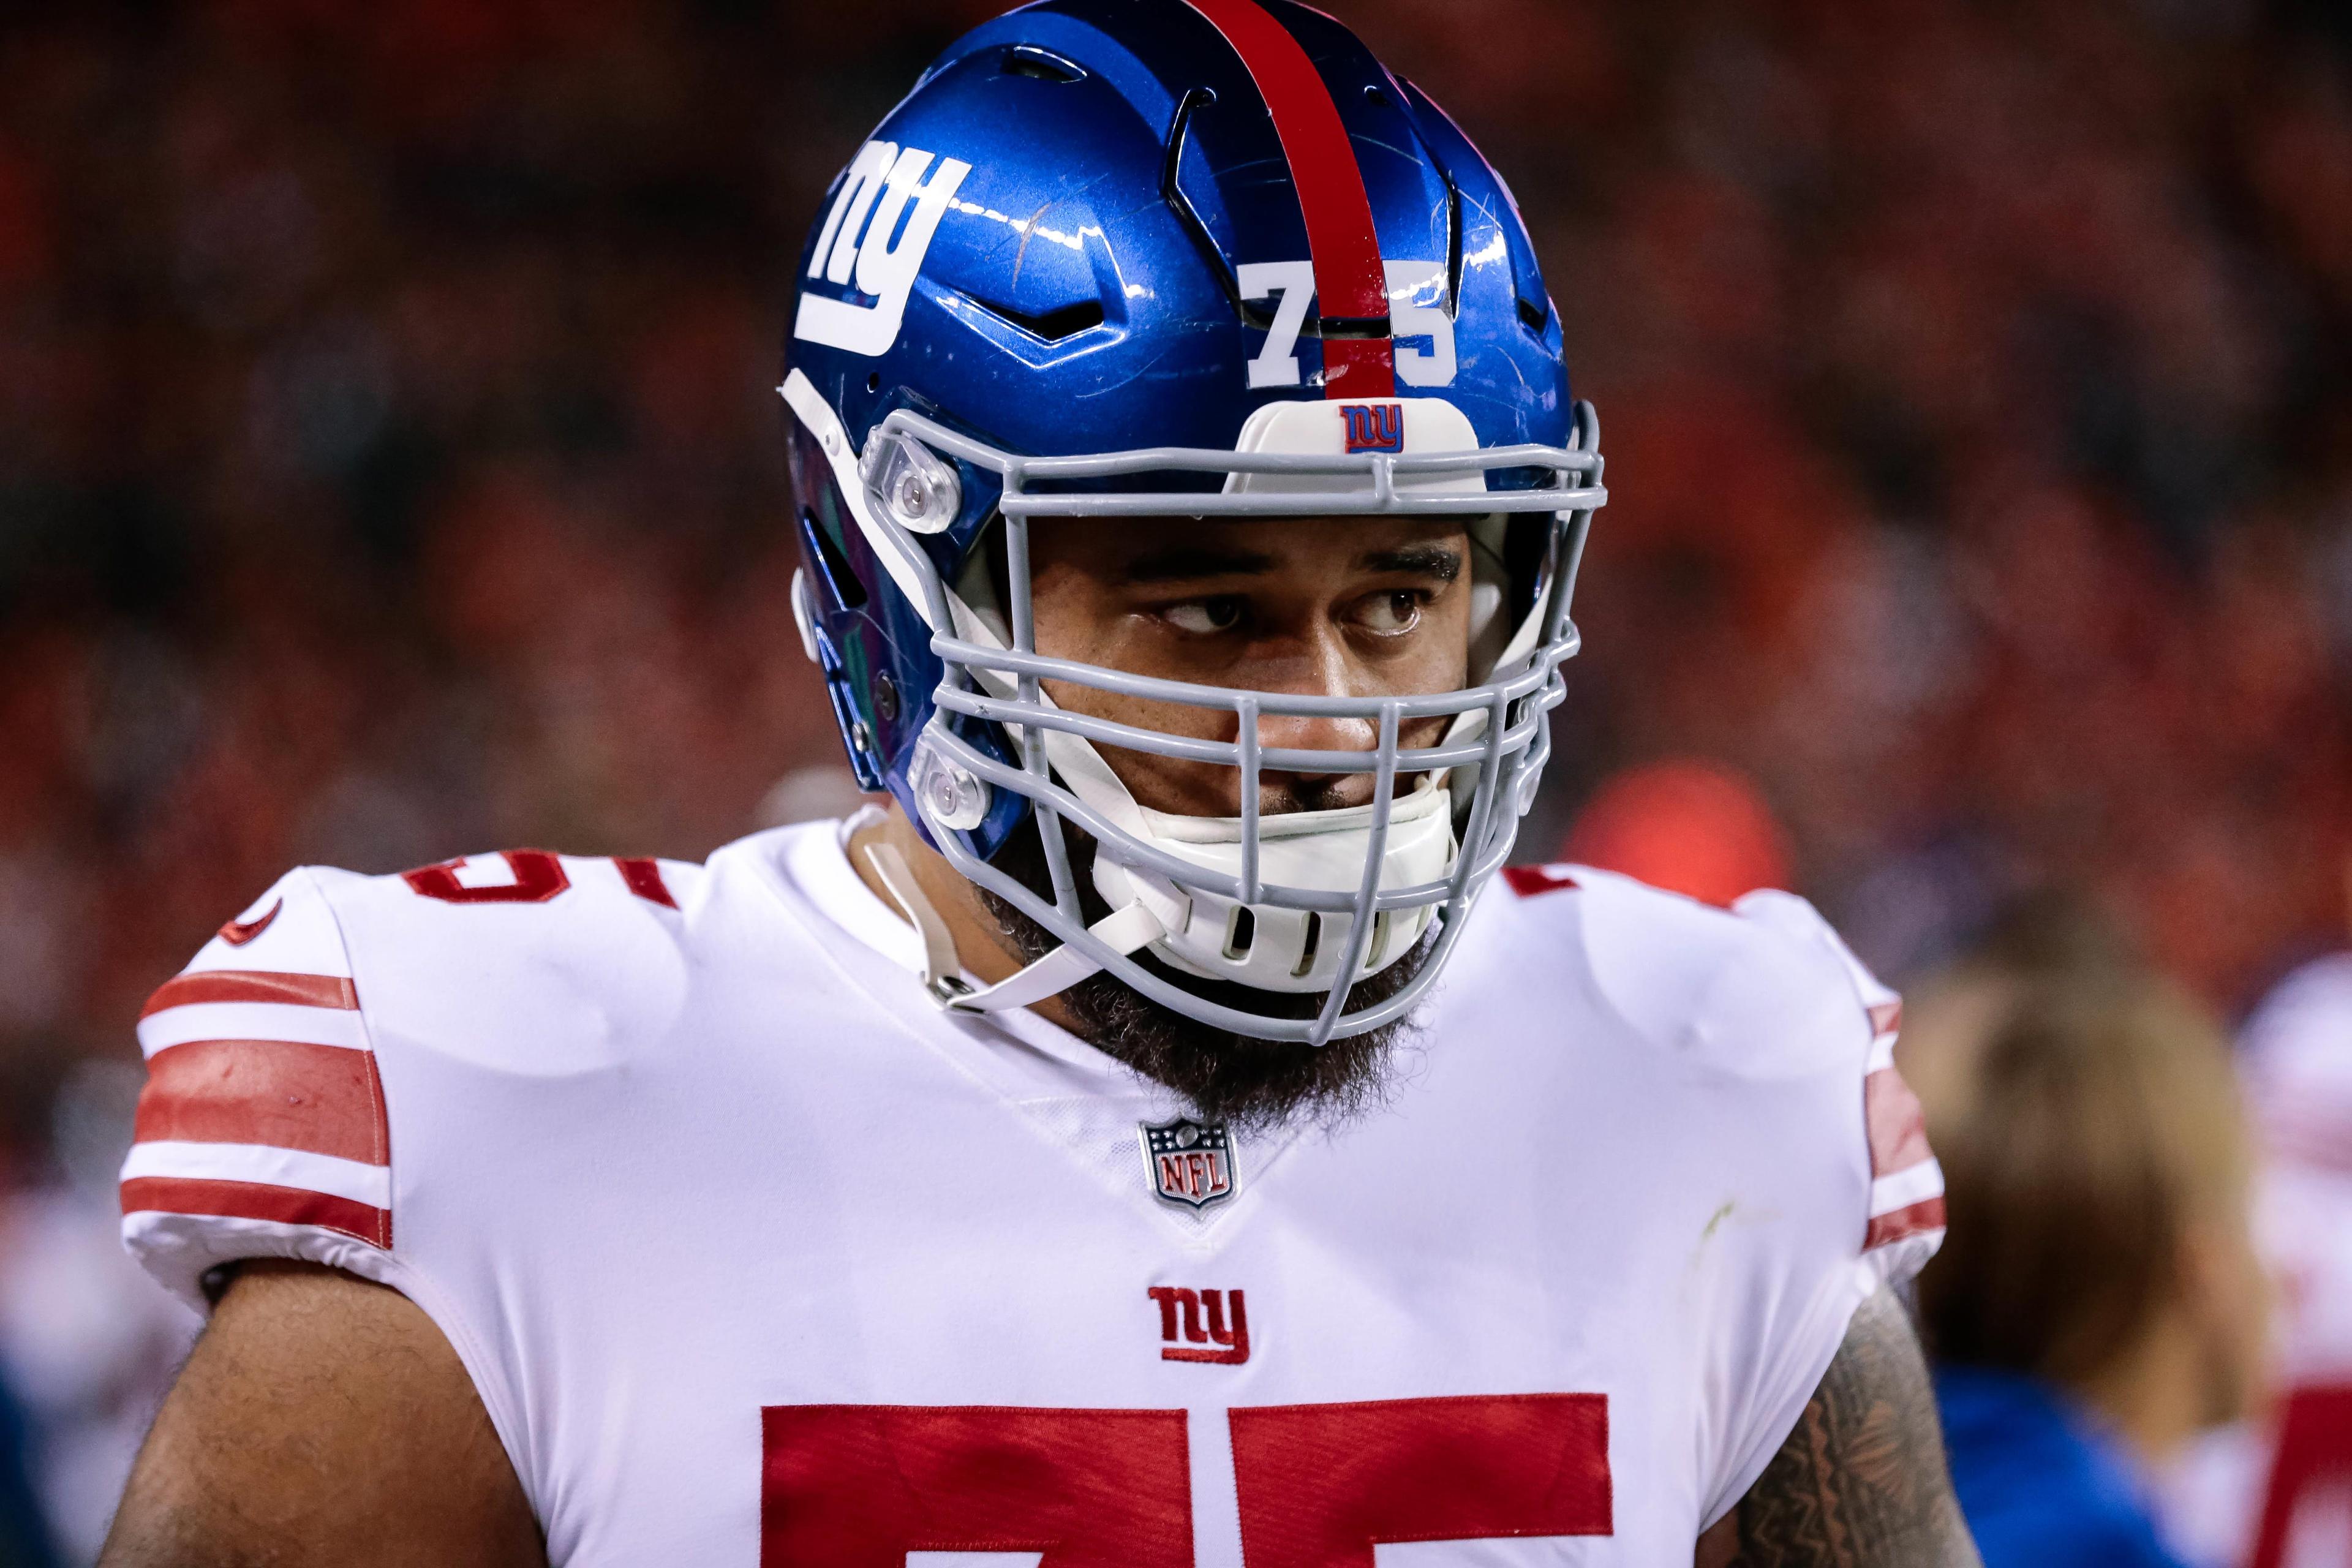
[782, 0, 1605, 1045]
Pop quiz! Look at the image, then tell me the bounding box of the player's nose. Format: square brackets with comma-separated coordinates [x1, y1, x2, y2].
[1246, 631, 1379, 813]
[1252, 708, 1380, 814]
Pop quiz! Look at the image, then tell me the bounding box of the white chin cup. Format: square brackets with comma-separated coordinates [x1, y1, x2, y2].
[1085, 783, 1457, 995]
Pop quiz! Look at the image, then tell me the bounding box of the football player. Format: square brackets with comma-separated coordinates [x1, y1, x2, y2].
[102, 3, 1978, 1564]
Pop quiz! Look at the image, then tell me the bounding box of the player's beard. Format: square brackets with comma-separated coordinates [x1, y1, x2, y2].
[979, 820, 1430, 1134]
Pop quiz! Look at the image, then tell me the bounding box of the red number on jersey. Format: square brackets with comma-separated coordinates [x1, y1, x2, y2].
[760, 1396, 1611, 1566]
[613, 856, 678, 908]
[403, 850, 571, 904]
[402, 851, 678, 908]
[1230, 1394, 1611, 1567]
[761, 1405, 1193, 1567]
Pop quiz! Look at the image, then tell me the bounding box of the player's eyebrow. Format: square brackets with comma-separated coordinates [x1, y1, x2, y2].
[1119, 546, 1279, 584]
[1358, 544, 1462, 582]
[1117, 541, 1463, 585]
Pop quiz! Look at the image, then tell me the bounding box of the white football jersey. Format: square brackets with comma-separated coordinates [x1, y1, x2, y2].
[121, 816, 1943, 1566]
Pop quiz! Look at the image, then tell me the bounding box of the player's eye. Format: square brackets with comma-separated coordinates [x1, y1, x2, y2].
[1163, 597, 1246, 635]
[1352, 590, 1425, 636]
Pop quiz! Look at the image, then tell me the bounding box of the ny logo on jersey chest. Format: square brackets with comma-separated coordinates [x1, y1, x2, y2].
[1147, 1286, 1249, 1365]
[1139, 1117, 1238, 1212]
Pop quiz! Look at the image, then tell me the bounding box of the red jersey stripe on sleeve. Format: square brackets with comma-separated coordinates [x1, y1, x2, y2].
[120, 1175, 391, 1249]
[135, 1039, 390, 1167]
[1864, 1066, 1934, 1177]
[1863, 1196, 1946, 1252]
[141, 970, 359, 1017]
[1181, 0, 1396, 397]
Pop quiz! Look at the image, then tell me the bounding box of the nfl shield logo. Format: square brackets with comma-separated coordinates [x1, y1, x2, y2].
[1140, 1117, 1240, 1212]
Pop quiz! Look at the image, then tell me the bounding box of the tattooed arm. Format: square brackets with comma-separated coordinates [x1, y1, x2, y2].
[1695, 1289, 1981, 1568]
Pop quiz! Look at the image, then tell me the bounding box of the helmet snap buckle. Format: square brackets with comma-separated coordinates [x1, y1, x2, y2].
[859, 429, 962, 535]
[916, 742, 990, 831]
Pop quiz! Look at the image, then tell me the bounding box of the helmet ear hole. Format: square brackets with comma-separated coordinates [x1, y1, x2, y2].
[951, 516, 1014, 649]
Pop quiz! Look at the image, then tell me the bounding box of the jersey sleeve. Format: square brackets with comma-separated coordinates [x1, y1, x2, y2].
[1733, 888, 1948, 1291]
[120, 851, 703, 1314]
[119, 867, 399, 1310]
[1688, 886, 1945, 1526]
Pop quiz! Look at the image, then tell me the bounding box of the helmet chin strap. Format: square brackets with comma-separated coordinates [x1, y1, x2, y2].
[863, 840, 1166, 1014]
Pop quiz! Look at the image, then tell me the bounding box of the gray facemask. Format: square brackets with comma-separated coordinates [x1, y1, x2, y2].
[785, 371, 1605, 1046]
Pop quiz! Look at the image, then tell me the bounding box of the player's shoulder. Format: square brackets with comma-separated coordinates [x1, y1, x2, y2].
[170, 849, 710, 1058]
[121, 849, 718, 1307]
[1490, 861, 1944, 1286]
[328, 848, 707, 1041]
[1490, 862, 1893, 1082]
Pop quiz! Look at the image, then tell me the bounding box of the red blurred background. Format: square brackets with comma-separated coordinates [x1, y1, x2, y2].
[2, 0, 2350, 1558]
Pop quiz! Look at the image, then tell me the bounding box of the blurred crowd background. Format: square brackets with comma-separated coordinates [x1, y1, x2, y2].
[1, 0, 2349, 1561]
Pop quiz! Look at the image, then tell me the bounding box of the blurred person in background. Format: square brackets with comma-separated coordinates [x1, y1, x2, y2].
[0, 1378, 59, 1568]
[2163, 946, 2352, 1568]
[1905, 938, 2269, 1568]
[0, 1061, 195, 1567]
[2235, 951, 2352, 1567]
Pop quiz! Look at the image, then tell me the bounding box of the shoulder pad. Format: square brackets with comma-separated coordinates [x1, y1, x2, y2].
[1562, 868, 1872, 1083]
[1561, 867, 1945, 1281]
[1722, 886, 1943, 1280]
[121, 851, 704, 1310]
[318, 850, 704, 1080]
[123, 866, 385, 1308]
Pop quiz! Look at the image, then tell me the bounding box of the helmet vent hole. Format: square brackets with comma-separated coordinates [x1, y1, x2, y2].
[1224, 905, 1257, 962]
[1517, 296, 1550, 333]
[963, 292, 1106, 342]
[797, 505, 867, 611]
[1004, 46, 1085, 83]
[1292, 913, 1324, 978]
[1365, 83, 1392, 108]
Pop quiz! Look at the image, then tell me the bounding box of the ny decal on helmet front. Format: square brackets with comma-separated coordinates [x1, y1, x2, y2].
[1341, 404, 1404, 453]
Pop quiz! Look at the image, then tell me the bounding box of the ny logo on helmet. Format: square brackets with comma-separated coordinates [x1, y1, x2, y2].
[1342, 404, 1404, 454]
[794, 139, 973, 358]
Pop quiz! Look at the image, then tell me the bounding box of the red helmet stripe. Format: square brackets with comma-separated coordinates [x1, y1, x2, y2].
[1183, 0, 1396, 398]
